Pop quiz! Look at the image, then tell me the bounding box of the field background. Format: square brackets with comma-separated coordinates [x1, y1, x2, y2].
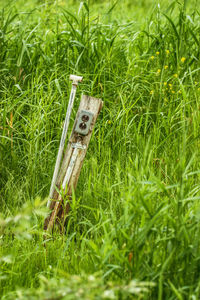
[1, 0, 200, 299]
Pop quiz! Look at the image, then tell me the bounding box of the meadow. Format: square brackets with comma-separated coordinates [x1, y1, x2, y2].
[1, 0, 200, 298]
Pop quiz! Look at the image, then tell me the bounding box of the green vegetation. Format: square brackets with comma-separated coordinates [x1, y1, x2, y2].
[1, 0, 200, 298]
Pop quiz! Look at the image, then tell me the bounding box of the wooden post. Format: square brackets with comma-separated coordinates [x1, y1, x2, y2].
[44, 95, 103, 233]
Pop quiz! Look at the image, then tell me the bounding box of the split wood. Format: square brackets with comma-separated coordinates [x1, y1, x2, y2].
[44, 95, 103, 233]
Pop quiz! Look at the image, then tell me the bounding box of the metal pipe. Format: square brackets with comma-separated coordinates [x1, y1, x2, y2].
[47, 75, 83, 208]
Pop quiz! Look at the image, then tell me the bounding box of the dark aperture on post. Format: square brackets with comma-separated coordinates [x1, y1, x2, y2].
[79, 122, 87, 130]
[82, 115, 89, 122]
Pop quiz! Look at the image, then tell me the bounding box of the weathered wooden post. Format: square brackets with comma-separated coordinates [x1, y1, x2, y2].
[44, 95, 103, 233]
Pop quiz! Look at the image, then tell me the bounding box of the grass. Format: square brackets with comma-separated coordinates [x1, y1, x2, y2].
[1, 0, 200, 298]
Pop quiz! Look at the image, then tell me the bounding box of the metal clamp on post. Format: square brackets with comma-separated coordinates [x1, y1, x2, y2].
[71, 143, 86, 150]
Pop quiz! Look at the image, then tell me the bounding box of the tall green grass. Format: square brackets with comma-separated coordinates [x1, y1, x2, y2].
[1, 0, 200, 299]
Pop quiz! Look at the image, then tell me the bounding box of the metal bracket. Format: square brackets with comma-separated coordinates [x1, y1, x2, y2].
[71, 142, 86, 150]
[75, 110, 94, 135]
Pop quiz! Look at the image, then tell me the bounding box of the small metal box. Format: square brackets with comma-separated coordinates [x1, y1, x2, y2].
[75, 110, 94, 135]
